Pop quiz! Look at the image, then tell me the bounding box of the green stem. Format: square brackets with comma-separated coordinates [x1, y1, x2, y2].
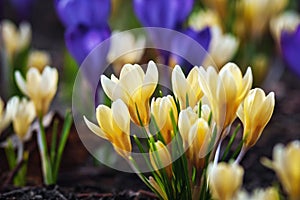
[37, 117, 53, 185]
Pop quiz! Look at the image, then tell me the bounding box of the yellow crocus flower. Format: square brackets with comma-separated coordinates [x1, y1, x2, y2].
[1, 20, 31, 61]
[235, 0, 287, 39]
[7, 96, 36, 141]
[151, 95, 177, 144]
[203, 26, 239, 69]
[148, 176, 168, 200]
[264, 141, 300, 200]
[0, 98, 11, 134]
[172, 65, 203, 110]
[178, 107, 212, 169]
[101, 61, 158, 126]
[198, 63, 252, 137]
[188, 9, 221, 31]
[107, 31, 145, 75]
[178, 107, 198, 149]
[84, 99, 131, 159]
[15, 66, 58, 117]
[27, 50, 51, 72]
[237, 88, 275, 148]
[208, 162, 244, 200]
[235, 187, 279, 200]
[149, 141, 172, 178]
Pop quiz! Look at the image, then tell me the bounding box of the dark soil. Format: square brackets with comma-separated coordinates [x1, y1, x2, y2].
[0, 185, 157, 200]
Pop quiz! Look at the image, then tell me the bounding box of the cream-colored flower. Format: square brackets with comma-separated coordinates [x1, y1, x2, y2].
[203, 26, 239, 69]
[178, 107, 198, 148]
[148, 176, 168, 200]
[149, 140, 172, 178]
[235, 0, 287, 39]
[7, 96, 36, 141]
[192, 103, 213, 124]
[208, 162, 244, 200]
[172, 65, 203, 110]
[1, 20, 31, 60]
[235, 187, 279, 200]
[84, 99, 131, 159]
[0, 98, 11, 134]
[107, 31, 145, 75]
[15, 66, 58, 117]
[178, 107, 212, 168]
[198, 63, 253, 136]
[270, 11, 300, 44]
[189, 9, 221, 31]
[237, 88, 275, 148]
[27, 50, 51, 72]
[151, 95, 177, 144]
[263, 141, 300, 200]
[202, 0, 228, 21]
[101, 61, 158, 126]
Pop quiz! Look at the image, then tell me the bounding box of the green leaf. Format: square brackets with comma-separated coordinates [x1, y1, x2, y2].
[37, 117, 53, 185]
[50, 119, 59, 166]
[53, 111, 72, 182]
[5, 139, 17, 169]
[221, 124, 241, 161]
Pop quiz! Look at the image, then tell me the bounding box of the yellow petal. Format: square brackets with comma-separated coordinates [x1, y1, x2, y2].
[111, 99, 130, 134]
[83, 116, 108, 140]
[15, 71, 28, 95]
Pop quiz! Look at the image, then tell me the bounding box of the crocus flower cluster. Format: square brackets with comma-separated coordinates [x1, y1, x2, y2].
[55, 0, 111, 64]
[85, 60, 275, 199]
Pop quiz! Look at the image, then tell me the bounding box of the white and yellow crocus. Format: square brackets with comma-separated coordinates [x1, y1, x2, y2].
[208, 162, 244, 200]
[84, 99, 131, 159]
[15, 66, 58, 117]
[237, 88, 275, 149]
[178, 107, 212, 169]
[151, 95, 177, 144]
[264, 141, 300, 200]
[7, 96, 36, 141]
[27, 50, 51, 72]
[101, 61, 158, 126]
[198, 63, 252, 137]
[1, 20, 31, 61]
[172, 65, 203, 110]
[0, 98, 11, 134]
[149, 140, 173, 178]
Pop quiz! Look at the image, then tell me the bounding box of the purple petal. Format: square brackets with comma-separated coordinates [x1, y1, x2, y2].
[55, 0, 111, 28]
[281, 25, 300, 76]
[171, 27, 211, 72]
[65, 24, 111, 64]
[133, 0, 194, 29]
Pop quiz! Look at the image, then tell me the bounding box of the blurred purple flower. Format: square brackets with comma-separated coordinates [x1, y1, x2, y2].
[55, 0, 111, 28]
[281, 25, 300, 76]
[171, 27, 211, 72]
[65, 24, 110, 64]
[9, 0, 35, 20]
[133, 0, 194, 29]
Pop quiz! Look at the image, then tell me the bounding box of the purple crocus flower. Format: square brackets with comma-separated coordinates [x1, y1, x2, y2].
[281, 25, 300, 76]
[133, 0, 193, 29]
[55, 0, 111, 28]
[55, 0, 112, 65]
[65, 24, 111, 64]
[171, 27, 211, 72]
